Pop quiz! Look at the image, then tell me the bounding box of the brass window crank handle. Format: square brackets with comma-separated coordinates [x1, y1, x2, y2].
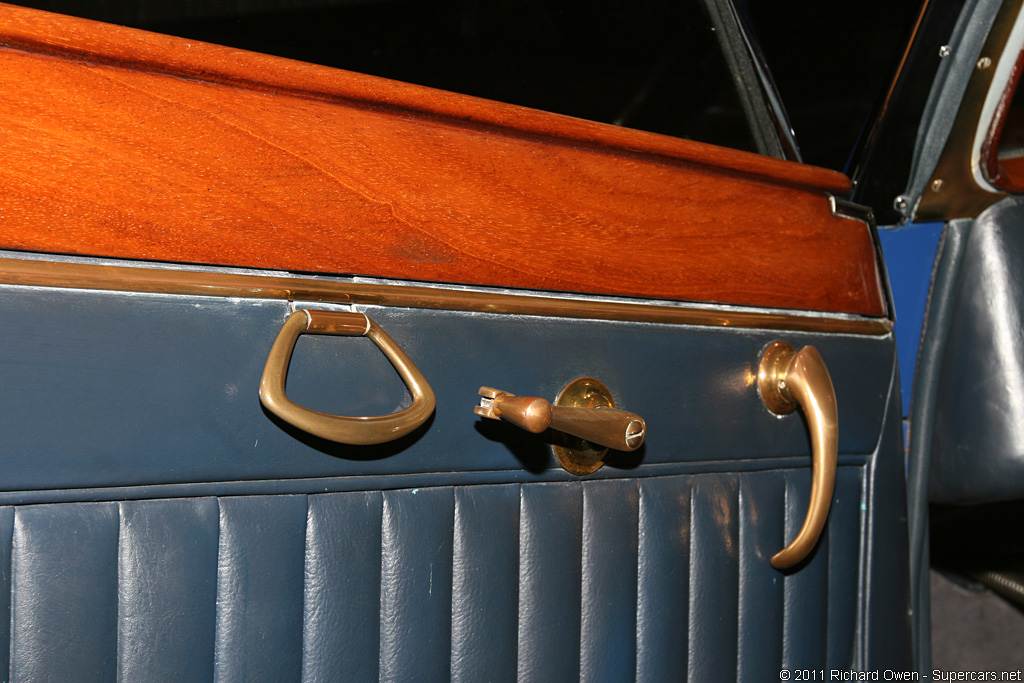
[475, 387, 646, 451]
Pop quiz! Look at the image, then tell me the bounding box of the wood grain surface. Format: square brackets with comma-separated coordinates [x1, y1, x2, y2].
[0, 3, 885, 315]
[997, 155, 1024, 191]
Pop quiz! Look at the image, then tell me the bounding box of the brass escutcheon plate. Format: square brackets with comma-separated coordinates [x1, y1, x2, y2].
[552, 377, 616, 475]
[757, 341, 799, 416]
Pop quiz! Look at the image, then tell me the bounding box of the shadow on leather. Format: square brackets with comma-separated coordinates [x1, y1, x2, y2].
[260, 403, 436, 460]
[473, 419, 646, 474]
[473, 419, 551, 473]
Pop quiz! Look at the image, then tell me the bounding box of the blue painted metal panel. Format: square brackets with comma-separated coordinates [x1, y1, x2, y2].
[877, 221, 944, 416]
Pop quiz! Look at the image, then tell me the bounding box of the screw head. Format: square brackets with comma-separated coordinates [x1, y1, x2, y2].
[624, 420, 645, 449]
[931, 179, 944, 192]
[977, 56, 992, 70]
[939, 45, 951, 59]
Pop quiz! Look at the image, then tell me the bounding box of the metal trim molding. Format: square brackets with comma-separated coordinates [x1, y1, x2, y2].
[0, 256, 891, 336]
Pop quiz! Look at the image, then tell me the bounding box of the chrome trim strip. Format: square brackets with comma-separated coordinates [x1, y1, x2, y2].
[0, 256, 892, 336]
[829, 196, 876, 224]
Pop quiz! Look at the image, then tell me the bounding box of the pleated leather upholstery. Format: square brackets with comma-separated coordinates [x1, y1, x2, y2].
[3, 468, 863, 682]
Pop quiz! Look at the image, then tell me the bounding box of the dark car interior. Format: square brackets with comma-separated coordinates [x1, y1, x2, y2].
[9, 0, 919, 170]
[3, 0, 1023, 675]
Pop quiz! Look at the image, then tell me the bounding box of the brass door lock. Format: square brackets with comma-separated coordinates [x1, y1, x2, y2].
[475, 377, 645, 475]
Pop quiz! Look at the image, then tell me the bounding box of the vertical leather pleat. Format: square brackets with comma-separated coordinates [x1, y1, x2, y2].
[117, 498, 219, 682]
[10, 502, 119, 683]
[379, 487, 455, 682]
[636, 476, 691, 682]
[213, 496, 307, 683]
[782, 475, 830, 670]
[0, 507, 14, 683]
[737, 471, 786, 680]
[687, 476, 740, 680]
[0, 468, 864, 681]
[517, 482, 583, 683]
[826, 467, 865, 669]
[580, 479, 639, 683]
[303, 490, 383, 683]
[450, 484, 520, 683]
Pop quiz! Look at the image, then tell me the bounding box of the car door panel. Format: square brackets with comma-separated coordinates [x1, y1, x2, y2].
[0, 470, 884, 681]
[0, 4, 883, 316]
[0, 261, 909, 678]
[0, 3, 911, 679]
[0, 276, 892, 492]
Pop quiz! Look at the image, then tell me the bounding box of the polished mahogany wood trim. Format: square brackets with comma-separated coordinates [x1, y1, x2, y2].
[996, 155, 1024, 191]
[0, 3, 849, 194]
[0, 4, 883, 315]
[0, 256, 893, 336]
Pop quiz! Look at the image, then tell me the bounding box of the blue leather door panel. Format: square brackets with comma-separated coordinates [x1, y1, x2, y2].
[516, 482, 585, 681]
[119, 498, 219, 681]
[303, 491, 384, 680]
[451, 485, 521, 682]
[216, 496, 308, 681]
[0, 469, 872, 681]
[380, 486, 456, 681]
[12, 502, 119, 682]
[0, 263, 908, 678]
[0, 285, 892, 495]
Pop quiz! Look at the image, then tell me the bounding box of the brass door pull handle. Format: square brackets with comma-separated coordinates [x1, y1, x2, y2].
[475, 386, 646, 451]
[758, 342, 838, 570]
[260, 310, 435, 445]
